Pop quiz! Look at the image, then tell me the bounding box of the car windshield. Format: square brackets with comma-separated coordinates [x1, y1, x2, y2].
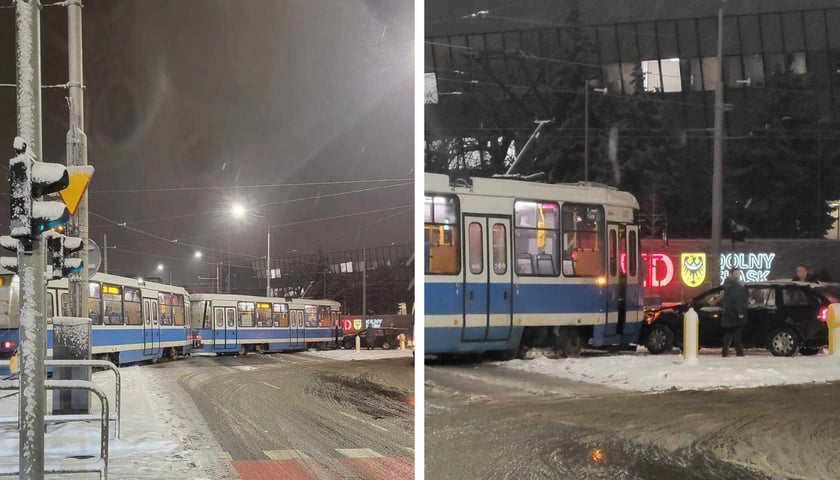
[694, 289, 724, 308]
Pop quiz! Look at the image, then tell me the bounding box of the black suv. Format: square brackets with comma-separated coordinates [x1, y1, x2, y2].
[641, 281, 840, 356]
[342, 327, 408, 350]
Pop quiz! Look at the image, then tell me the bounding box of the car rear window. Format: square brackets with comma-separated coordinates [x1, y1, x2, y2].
[815, 284, 840, 303]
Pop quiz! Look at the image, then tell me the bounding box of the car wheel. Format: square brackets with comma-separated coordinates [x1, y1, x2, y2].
[799, 347, 822, 356]
[644, 324, 675, 354]
[343, 339, 354, 349]
[768, 328, 800, 357]
[381, 341, 392, 350]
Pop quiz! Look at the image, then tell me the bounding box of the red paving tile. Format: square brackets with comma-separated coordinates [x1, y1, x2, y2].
[232, 459, 315, 480]
[231, 457, 415, 480]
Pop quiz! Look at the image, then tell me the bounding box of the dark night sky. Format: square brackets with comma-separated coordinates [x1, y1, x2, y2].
[0, 0, 414, 288]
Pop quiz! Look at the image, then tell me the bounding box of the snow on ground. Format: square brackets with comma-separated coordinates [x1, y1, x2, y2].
[0, 365, 235, 479]
[303, 348, 414, 361]
[501, 349, 840, 392]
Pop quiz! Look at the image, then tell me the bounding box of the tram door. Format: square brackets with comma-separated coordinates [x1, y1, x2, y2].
[143, 298, 161, 356]
[605, 224, 631, 336]
[290, 310, 304, 349]
[462, 216, 513, 342]
[213, 307, 238, 351]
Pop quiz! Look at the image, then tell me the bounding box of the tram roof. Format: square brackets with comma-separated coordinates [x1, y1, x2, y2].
[425, 172, 639, 209]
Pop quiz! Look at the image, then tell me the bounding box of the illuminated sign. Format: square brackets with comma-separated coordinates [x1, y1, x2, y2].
[641, 253, 674, 288]
[353, 318, 362, 330]
[720, 252, 776, 283]
[680, 253, 706, 288]
[102, 285, 120, 295]
[256, 303, 271, 309]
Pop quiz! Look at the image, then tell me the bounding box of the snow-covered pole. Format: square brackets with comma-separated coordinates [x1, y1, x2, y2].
[15, 0, 46, 478]
[66, 0, 90, 323]
[683, 308, 699, 365]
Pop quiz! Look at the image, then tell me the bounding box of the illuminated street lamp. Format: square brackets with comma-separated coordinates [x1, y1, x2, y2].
[156, 263, 171, 284]
[231, 203, 272, 297]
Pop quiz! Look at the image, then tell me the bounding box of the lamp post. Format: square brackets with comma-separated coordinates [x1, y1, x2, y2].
[584, 80, 607, 182]
[232, 204, 271, 297]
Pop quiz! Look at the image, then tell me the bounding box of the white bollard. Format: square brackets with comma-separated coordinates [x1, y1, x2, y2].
[355, 335, 361, 352]
[398, 333, 406, 350]
[683, 307, 699, 365]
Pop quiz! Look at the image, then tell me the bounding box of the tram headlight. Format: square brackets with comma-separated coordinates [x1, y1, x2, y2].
[595, 276, 607, 287]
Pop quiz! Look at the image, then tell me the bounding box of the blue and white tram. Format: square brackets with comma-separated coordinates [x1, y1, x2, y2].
[424, 172, 644, 357]
[0, 272, 191, 369]
[190, 294, 341, 355]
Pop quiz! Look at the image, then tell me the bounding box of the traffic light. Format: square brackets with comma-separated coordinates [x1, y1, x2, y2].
[0, 235, 21, 274]
[44, 231, 84, 280]
[10, 139, 70, 245]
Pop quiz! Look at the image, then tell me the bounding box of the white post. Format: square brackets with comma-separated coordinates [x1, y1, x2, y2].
[683, 307, 699, 365]
[355, 335, 361, 352]
[266, 225, 271, 297]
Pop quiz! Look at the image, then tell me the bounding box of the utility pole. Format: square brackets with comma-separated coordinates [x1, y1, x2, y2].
[711, 8, 724, 286]
[103, 234, 108, 273]
[362, 247, 366, 328]
[66, 0, 90, 318]
[15, 2, 45, 477]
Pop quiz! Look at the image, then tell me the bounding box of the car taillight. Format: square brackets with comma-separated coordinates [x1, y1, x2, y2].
[819, 306, 828, 323]
[2, 341, 14, 349]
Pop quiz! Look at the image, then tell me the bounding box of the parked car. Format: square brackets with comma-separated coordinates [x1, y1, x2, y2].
[342, 327, 409, 350]
[641, 281, 840, 357]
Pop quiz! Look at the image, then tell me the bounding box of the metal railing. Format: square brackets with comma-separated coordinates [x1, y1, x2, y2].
[0, 359, 120, 438]
[0, 379, 109, 479]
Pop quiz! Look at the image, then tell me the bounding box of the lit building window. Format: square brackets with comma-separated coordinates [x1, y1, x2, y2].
[642, 58, 682, 93]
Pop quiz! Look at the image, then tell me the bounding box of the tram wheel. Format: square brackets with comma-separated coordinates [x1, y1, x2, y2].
[254, 344, 265, 355]
[237, 345, 247, 356]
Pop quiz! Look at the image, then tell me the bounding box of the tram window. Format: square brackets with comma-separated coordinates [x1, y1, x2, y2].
[226, 308, 236, 328]
[191, 301, 208, 329]
[158, 293, 172, 326]
[492, 224, 507, 275]
[562, 204, 604, 277]
[46, 291, 54, 319]
[468, 222, 483, 274]
[514, 200, 560, 277]
[629, 230, 638, 277]
[609, 230, 618, 276]
[273, 303, 289, 327]
[172, 295, 186, 326]
[88, 283, 102, 325]
[238, 302, 255, 327]
[214, 307, 224, 328]
[424, 194, 460, 275]
[256, 303, 272, 327]
[319, 306, 331, 327]
[124, 287, 142, 325]
[305, 305, 318, 327]
[102, 284, 123, 325]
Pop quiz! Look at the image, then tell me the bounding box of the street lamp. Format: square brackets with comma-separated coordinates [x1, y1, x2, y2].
[231, 203, 272, 297]
[156, 264, 172, 284]
[584, 79, 607, 182]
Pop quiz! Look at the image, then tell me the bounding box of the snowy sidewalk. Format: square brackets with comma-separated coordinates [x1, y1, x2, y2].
[0, 365, 235, 479]
[501, 349, 840, 392]
[302, 348, 413, 361]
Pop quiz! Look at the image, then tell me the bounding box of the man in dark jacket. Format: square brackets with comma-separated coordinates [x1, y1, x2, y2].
[722, 267, 748, 357]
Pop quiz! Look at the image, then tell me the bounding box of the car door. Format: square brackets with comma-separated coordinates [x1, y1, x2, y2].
[779, 286, 822, 340]
[693, 288, 725, 346]
[743, 285, 779, 347]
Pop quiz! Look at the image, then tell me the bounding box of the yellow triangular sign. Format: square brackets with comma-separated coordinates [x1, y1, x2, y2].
[58, 166, 94, 216]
